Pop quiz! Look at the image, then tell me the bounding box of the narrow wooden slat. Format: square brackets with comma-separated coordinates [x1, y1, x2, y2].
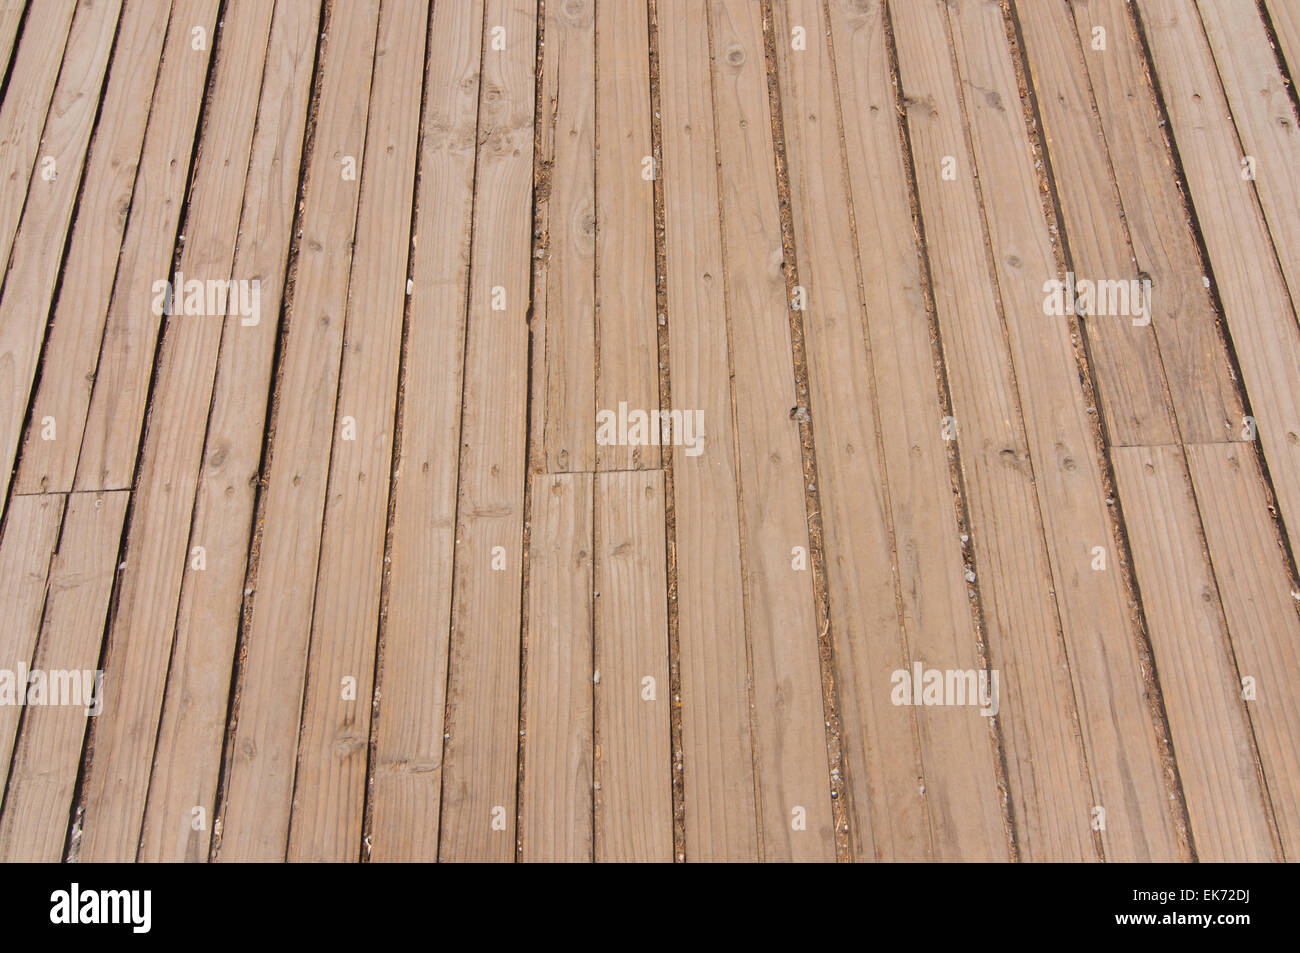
[786, 0, 988, 861]
[437, 0, 537, 863]
[521, 471, 594, 862]
[216, 0, 379, 862]
[137, 0, 319, 864]
[1267, 0, 1300, 85]
[369, 0, 483, 864]
[594, 469, 670, 862]
[1019, 0, 1239, 445]
[0, 1, 26, 86]
[71, 0, 219, 491]
[288, 0, 426, 862]
[0, 0, 75, 277]
[707, 0, 832, 861]
[1134, 0, 1300, 572]
[0, 0, 113, 501]
[13, 0, 172, 495]
[1197, 0, 1300, 307]
[0, 490, 128, 862]
[0, 494, 62, 781]
[892, 0, 1098, 860]
[1186, 442, 1300, 856]
[78, 0, 278, 863]
[656, 0, 757, 860]
[1111, 445, 1279, 861]
[538, 0, 595, 473]
[594, 0, 658, 471]
[950, 0, 1187, 861]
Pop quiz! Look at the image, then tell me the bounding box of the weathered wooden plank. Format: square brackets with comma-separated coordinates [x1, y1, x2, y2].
[0, 0, 75, 279]
[71, 0, 219, 491]
[288, 0, 426, 863]
[12, 0, 172, 495]
[136, 0, 318, 864]
[706, 0, 832, 862]
[210, 0, 379, 862]
[787, 0, 991, 861]
[538, 0, 595, 473]
[1186, 442, 1300, 856]
[0, 0, 115, 502]
[520, 471, 594, 862]
[1197, 0, 1300, 308]
[1267, 0, 1300, 87]
[76, 0, 278, 864]
[1135, 0, 1300, 577]
[0, 2, 26, 88]
[656, 0, 757, 860]
[893, 0, 1100, 860]
[369, 0, 483, 864]
[437, 0, 537, 863]
[593, 469, 671, 862]
[0, 494, 62, 783]
[594, 0, 658, 471]
[1111, 444, 1279, 861]
[0, 490, 127, 862]
[1019, 0, 1239, 445]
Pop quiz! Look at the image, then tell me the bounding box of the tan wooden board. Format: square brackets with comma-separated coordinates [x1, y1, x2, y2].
[215, 0, 380, 862]
[368, 0, 483, 864]
[12, 0, 173, 495]
[0, 494, 63, 787]
[136, 0, 319, 864]
[77, 0, 279, 863]
[593, 469, 671, 861]
[0, 0, 122, 504]
[1111, 444, 1279, 860]
[1137, 0, 1300, 577]
[1186, 441, 1300, 857]
[520, 471, 594, 862]
[656, 0, 758, 860]
[436, 0, 537, 863]
[594, 0, 658, 471]
[0, 490, 127, 862]
[288, 0, 426, 863]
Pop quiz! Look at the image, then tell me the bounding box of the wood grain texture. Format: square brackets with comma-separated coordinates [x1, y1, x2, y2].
[72, 0, 220, 492]
[436, 0, 537, 863]
[787, 0, 993, 862]
[1112, 444, 1278, 860]
[0, 0, 122, 504]
[538, 0, 595, 472]
[1186, 442, 1300, 857]
[216, 0, 379, 862]
[289, 0, 427, 863]
[708, 0, 833, 862]
[1136, 0, 1300, 579]
[13, 0, 173, 495]
[521, 472, 594, 862]
[137, 0, 319, 864]
[1196, 0, 1300, 309]
[0, 494, 63, 786]
[78, 0, 278, 863]
[369, 0, 483, 865]
[0, 0, 76, 283]
[656, 0, 758, 860]
[594, 469, 671, 862]
[595, 0, 658, 471]
[0, 490, 127, 862]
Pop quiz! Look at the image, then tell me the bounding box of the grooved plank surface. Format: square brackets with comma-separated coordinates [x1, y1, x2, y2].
[0, 490, 127, 862]
[0, 0, 1296, 864]
[521, 471, 594, 862]
[594, 469, 670, 862]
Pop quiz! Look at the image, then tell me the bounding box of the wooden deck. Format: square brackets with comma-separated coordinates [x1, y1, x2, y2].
[0, 0, 1297, 862]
